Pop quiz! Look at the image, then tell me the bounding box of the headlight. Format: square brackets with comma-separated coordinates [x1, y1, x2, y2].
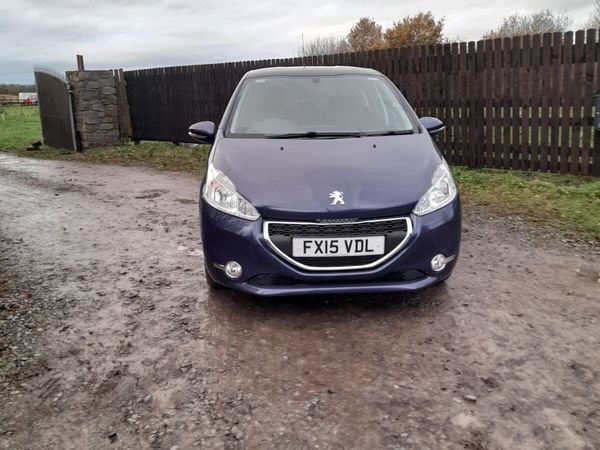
[203, 163, 260, 220]
[413, 160, 457, 216]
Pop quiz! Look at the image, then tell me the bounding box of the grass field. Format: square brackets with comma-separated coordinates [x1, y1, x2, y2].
[1, 106, 598, 240]
[0, 105, 42, 149]
[453, 167, 600, 240]
[10, 141, 211, 176]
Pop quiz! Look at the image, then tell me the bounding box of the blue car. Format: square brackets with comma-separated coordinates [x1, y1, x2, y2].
[189, 66, 461, 296]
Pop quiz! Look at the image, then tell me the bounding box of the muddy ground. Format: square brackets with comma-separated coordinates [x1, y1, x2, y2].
[0, 153, 599, 450]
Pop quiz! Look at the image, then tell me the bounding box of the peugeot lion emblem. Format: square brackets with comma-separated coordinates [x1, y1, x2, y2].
[329, 191, 345, 206]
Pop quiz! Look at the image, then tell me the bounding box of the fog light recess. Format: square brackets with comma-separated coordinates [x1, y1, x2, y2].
[431, 254, 455, 272]
[224, 261, 243, 279]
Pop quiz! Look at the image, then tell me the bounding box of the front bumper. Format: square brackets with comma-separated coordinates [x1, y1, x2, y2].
[200, 199, 461, 297]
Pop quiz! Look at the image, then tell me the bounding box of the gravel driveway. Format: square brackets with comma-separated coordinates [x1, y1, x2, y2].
[0, 153, 599, 450]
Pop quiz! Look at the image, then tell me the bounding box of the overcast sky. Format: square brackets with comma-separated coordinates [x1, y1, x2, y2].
[0, 0, 594, 84]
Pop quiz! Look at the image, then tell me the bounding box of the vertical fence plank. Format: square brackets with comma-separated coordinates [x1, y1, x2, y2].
[593, 31, 600, 177]
[530, 34, 542, 171]
[484, 39, 494, 168]
[571, 31, 585, 174]
[391, 48, 400, 89]
[457, 42, 467, 166]
[492, 38, 503, 169]
[407, 45, 417, 106]
[581, 29, 597, 175]
[449, 42, 459, 164]
[501, 37, 512, 169]
[466, 41, 477, 168]
[520, 35, 532, 171]
[511, 36, 522, 170]
[436, 44, 448, 157]
[549, 33, 562, 173]
[475, 40, 485, 167]
[413, 44, 421, 107]
[539, 33, 552, 172]
[420, 45, 429, 118]
[560, 32, 574, 173]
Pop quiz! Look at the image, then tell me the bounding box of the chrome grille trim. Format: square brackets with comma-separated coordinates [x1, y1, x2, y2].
[262, 217, 413, 272]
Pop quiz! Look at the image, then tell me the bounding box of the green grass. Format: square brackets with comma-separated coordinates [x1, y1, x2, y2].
[0, 105, 42, 149]
[7, 141, 210, 177]
[1, 106, 598, 240]
[453, 167, 600, 240]
[0, 105, 209, 175]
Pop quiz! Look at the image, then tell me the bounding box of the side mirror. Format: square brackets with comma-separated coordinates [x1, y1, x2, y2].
[188, 121, 216, 144]
[420, 117, 445, 135]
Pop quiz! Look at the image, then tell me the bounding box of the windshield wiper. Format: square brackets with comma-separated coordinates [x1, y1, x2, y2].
[363, 130, 414, 136]
[265, 131, 364, 139]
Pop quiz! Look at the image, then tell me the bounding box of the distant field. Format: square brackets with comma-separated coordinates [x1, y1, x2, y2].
[0, 105, 42, 150]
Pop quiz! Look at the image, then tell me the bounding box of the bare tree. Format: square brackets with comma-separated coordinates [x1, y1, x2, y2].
[586, 0, 600, 29]
[483, 9, 573, 39]
[297, 36, 351, 57]
[347, 17, 383, 51]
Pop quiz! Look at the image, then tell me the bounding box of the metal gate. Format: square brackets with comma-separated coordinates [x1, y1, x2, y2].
[33, 66, 78, 150]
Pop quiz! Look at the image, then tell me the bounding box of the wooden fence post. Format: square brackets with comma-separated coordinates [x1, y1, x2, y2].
[113, 68, 133, 142]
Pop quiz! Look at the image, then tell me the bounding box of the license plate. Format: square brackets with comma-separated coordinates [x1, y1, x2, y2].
[292, 236, 385, 257]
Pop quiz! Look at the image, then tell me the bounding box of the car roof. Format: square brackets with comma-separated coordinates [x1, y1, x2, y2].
[244, 66, 381, 78]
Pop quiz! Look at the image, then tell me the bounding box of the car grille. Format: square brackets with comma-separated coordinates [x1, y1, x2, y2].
[268, 220, 406, 237]
[263, 217, 412, 271]
[248, 270, 425, 287]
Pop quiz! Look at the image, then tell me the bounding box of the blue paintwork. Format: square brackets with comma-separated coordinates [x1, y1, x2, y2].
[212, 133, 441, 220]
[198, 66, 462, 296]
[201, 199, 461, 296]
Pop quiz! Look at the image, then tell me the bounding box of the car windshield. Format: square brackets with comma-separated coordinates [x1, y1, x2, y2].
[227, 74, 415, 137]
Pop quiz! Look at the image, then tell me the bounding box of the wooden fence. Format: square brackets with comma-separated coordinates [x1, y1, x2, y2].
[124, 29, 600, 176]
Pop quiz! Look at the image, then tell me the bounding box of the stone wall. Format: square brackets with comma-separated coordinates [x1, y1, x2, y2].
[67, 70, 121, 149]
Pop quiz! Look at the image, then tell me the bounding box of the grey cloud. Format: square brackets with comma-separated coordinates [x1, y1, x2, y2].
[1, 0, 595, 83]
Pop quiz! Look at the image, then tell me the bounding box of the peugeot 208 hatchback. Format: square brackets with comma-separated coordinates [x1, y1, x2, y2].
[189, 66, 460, 296]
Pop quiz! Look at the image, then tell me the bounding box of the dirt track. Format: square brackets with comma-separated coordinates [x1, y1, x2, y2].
[0, 153, 599, 450]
